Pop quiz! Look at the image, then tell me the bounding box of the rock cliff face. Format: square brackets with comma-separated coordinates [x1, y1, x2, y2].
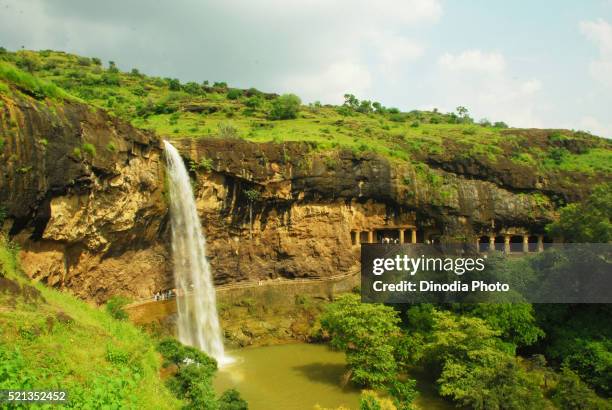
[0, 92, 588, 302]
[1, 93, 169, 301]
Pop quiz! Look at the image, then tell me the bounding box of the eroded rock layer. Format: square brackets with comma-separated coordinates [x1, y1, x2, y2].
[0, 93, 602, 302]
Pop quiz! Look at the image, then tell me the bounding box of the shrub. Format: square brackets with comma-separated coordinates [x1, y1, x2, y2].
[218, 389, 248, 410]
[105, 344, 130, 366]
[73, 147, 82, 159]
[218, 122, 239, 139]
[549, 147, 569, 164]
[198, 158, 213, 172]
[101, 73, 120, 86]
[105, 296, 131, 320]
[183, 82, 202, 95]
[106, 142, 117, 152]
[157, 338, 217, 369]
[226, 88, 242, 100]
[244, 189, 261, 202]
[389, 113, 405, 122]
[0, 137, 4, 151]
[16, 56, 39, 72]
[167, 78, 181, 91]
[244, 95, 263, 109]
[268, 93, 301, 120]
[82, 143, 96, 157]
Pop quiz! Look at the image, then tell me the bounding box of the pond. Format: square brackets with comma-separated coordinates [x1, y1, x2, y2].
[214, 343, 360, 410]
[214, 343, 454, 410]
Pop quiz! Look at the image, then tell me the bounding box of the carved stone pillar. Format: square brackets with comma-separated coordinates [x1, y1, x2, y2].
[411, 229, 417, 244]
[523, 235, 529, 253]
[537, 235, 544, 252]
[504, 235, 511, 253]
[368, 231, 374, 244]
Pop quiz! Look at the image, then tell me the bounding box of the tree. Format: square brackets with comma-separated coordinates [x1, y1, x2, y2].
[218, 389, 248, 410]
[357, 100, 373, 114]
[423, 310, 544, 409]
[551, 367, 610, 410]
[372, 102, 386, 114]
[108, 61, 118, 73]
[343, 93, 359, 109]
[157, 338, 222, 410]
[546, 183, 611, 242]
[564, 340, 612, 396]
[456, 106, 468, 118]
[320, 294, 402, 388]
[268, 94, 301, 120]
[468, 303, 544, 348]
[167, 78, 181, 91]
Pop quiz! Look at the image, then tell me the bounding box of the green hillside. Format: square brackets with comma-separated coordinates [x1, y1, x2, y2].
[0, 235, 181, 408]
[1, 48, 610, 179]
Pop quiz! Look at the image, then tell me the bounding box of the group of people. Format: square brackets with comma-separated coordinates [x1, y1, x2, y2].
[153, 289, 176, 301]
[381, 237, 400, 244]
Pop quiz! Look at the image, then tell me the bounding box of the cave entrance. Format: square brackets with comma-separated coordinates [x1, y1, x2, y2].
[494, 236, 505, 252]
[510, 235, 524, 252]
[478, 236, 490, 252]
[376, 229, 400, 244]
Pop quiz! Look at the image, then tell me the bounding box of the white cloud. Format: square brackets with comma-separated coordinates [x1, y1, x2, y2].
[580, 19, 612, 88]
[432, 49, 544, 127]
[281, 61, 372, 104]
[579, 116, 612, 138]
[438, 50, 506, 73]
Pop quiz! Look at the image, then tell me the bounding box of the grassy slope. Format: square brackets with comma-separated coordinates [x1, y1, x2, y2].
[0, 237, 180, 409]
[0, 49, 610, 179]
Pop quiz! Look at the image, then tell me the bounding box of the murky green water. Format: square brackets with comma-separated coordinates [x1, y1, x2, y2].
[214, 343, 360, 410]
[214, 343, 454, 410]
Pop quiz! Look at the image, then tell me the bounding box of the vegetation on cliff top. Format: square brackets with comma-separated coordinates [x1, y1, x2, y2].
[0, 48, 610, 181]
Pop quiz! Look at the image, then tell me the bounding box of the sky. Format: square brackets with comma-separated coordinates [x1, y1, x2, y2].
[1, 0, 611, 137]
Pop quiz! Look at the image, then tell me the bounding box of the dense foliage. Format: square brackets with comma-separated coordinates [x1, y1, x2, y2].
[320, 294, 417, 408]
[547, 183, 611, 242]
[157, 338, 247, 410]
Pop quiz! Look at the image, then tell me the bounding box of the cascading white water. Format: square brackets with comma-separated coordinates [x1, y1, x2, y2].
[163, 140, 231, 366]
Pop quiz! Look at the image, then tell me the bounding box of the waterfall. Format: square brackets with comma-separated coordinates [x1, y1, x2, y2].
[163, 141, 231, 366]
